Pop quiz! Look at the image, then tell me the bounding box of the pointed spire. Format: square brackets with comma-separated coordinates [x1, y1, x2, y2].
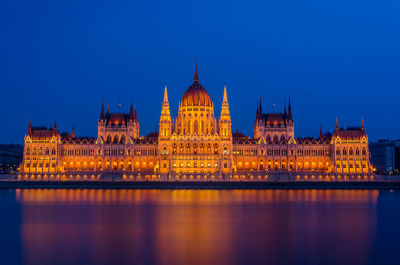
[259, 97, 262, 114]
[100, 98, 105, 119]
[287, 97, 292, 120]
[284, 100, 287, 116]
[53, 119, 57, 132]
[134, 102, 137, 122]
[319, 125, 323, 138]
[256, 100, 259, 120]
[335, 118, 339, 132]
[71, 126, 75, 138]
[28, 120, 32, 135]
[163, 81, 169, 104]
[361, 117, 365, 134]
[222, 81, 228, 104]
[129, 98, 134, 119]
[106, 104, 110, 115]
[193, 62, 199, 82]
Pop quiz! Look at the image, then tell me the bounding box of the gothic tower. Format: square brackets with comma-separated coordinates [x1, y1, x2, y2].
[218, 82, 232, 138]
[158, 82, 172, 173]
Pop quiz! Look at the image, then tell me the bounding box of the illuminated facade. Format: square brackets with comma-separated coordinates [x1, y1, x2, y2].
[20, 65, 372, 178]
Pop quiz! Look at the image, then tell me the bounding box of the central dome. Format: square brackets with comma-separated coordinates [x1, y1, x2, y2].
[180, 64, 212, 107]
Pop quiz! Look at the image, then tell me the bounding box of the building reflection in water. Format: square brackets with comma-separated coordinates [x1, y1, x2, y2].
[13, 189, 383, 265]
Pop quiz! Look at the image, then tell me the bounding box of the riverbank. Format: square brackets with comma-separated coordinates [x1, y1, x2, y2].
[0, 180, 399, 189]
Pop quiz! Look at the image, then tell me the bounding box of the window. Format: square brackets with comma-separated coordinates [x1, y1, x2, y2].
[343, 148, 347, 155]
[223, 147, 228, 155]
[349, 148, 353, 155]
[336, 148, 340, 155]
[362, 148, 366, 155]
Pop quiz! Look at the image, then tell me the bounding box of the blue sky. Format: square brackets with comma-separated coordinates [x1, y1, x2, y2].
[1, 0, 400, 143]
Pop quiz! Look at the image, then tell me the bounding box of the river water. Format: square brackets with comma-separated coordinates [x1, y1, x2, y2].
[0, 189, 399, 265]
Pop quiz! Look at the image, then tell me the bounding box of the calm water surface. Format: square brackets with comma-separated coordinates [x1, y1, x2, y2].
[0, 189, 400, 265]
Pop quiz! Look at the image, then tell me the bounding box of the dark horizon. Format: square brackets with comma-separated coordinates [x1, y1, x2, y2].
[2, 0, 400, 144]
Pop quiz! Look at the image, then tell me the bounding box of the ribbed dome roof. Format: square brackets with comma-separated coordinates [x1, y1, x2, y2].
[180, 64, 212, 107]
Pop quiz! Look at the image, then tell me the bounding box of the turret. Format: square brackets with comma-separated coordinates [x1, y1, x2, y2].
[159, 82, 172, 138]
[287, 97, 293, 120]
[100, 98, 105, 119]
[129, 99, 134, 120]
[361, 118, 365, 135]
[219, 82, 231, 138]
[284, 101, 287, 117]
[335, 118, 339, 133]
[28, 120, 32, 136]
[134, 103, 137, 122]
[53, 119, 57, 134]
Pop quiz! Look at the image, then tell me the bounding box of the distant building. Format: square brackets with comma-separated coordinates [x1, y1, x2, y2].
[0, 144, 23, 174]
[20, 64, 373, 178]
[369, 140, 400, 175]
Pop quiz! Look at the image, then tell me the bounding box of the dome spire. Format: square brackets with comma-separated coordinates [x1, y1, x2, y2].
[193, 61, 199, 82]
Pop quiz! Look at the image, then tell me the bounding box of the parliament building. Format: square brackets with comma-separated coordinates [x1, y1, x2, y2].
[20, 65, 373, 181]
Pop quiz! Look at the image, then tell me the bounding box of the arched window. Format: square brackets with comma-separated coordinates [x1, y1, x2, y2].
[343, 148, 347, 155]
[207, 144, 211, 152]
[349, 148, 353, 155]
[193, 143, 198, 154]
[194, 121, 198, 134]
[26, 148, 30, 155]
[39, 148, 43, 155]
[362, 148, 366, 155]
[45, 148, 49, 155]
[52, 148, 56, 155]
[162, 147, 167, 155]
[214, 143, 219, 154]
[223, 147, 228, 155]
[186, 143, 191, 152]
[336, 148, 340, 155]
[356, 148, 360, 155]
[172, 144, 177, 154]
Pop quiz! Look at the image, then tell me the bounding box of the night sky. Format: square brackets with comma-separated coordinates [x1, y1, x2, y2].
[1, 0, 400, 144]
